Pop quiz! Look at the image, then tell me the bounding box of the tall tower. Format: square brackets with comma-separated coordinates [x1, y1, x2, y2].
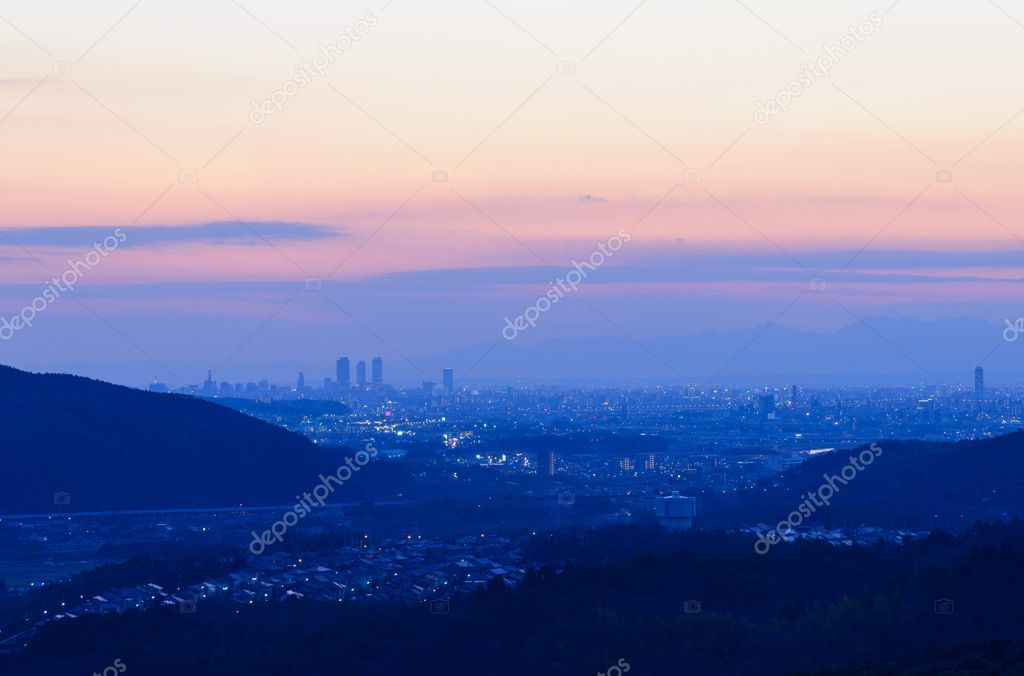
[442, 367, 454, 395]
[336, 357, 350, 386]
[356, 361, 367, 387]
[371, 357, 383, 385]
[975, 366, 984, 401]
[297, 371, 305, 391]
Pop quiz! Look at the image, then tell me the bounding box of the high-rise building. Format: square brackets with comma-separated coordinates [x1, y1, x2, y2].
[421, 380, 436, 395]
[356, 361, 367, 387]
[297, 372, 305, 391]
[371, 357, 383, 386]
[202, 369, 215, 395]
[759, 394, 775, 419]
[644, 453, 656, 471]
[336, 357, 350, 386]
[442, 367, 454, 395]
[975, 366, 985, 400]
[619, 457, 634, 471]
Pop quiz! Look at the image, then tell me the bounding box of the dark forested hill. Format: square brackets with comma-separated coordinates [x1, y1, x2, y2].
[705, 430, 1024, 532]
[0, 366, 343, 513]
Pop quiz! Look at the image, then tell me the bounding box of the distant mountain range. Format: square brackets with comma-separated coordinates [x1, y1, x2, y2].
[25, 316, 1021, 386]
[0, 366, 345, 514]
[405, 316, 1019, 384]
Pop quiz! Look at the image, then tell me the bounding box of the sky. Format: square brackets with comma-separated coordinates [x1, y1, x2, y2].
[0, 0, 1022, 385]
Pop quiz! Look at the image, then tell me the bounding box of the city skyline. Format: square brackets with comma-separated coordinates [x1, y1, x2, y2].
[20, 313, 1021, 389]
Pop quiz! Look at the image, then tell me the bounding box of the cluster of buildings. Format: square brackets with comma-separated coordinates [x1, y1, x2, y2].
[1, 535, 533, 651]
[154, 377, 1024, 501]
[152, 366, 1011, 452]
[331, 356, 384, 390]
[155, 359, 459, 401]
[102, 539, 526, 611]
[740, 524, 928, 548]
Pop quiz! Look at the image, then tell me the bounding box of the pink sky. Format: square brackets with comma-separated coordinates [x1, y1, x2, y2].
[0, 1, 1022, 382]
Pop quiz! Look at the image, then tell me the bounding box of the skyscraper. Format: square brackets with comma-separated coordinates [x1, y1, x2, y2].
[356, 361, 367, 387]
[371, 357, 383, 386]
[975, 366, 984, 401]
[202, 369, 215, 395]
[442, 367, 454, 395]
[336, 357, 350, 386]
[297, 371, 305, 392]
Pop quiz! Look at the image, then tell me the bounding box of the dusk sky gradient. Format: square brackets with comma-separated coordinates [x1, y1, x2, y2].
[1, 0, 1022, 385]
